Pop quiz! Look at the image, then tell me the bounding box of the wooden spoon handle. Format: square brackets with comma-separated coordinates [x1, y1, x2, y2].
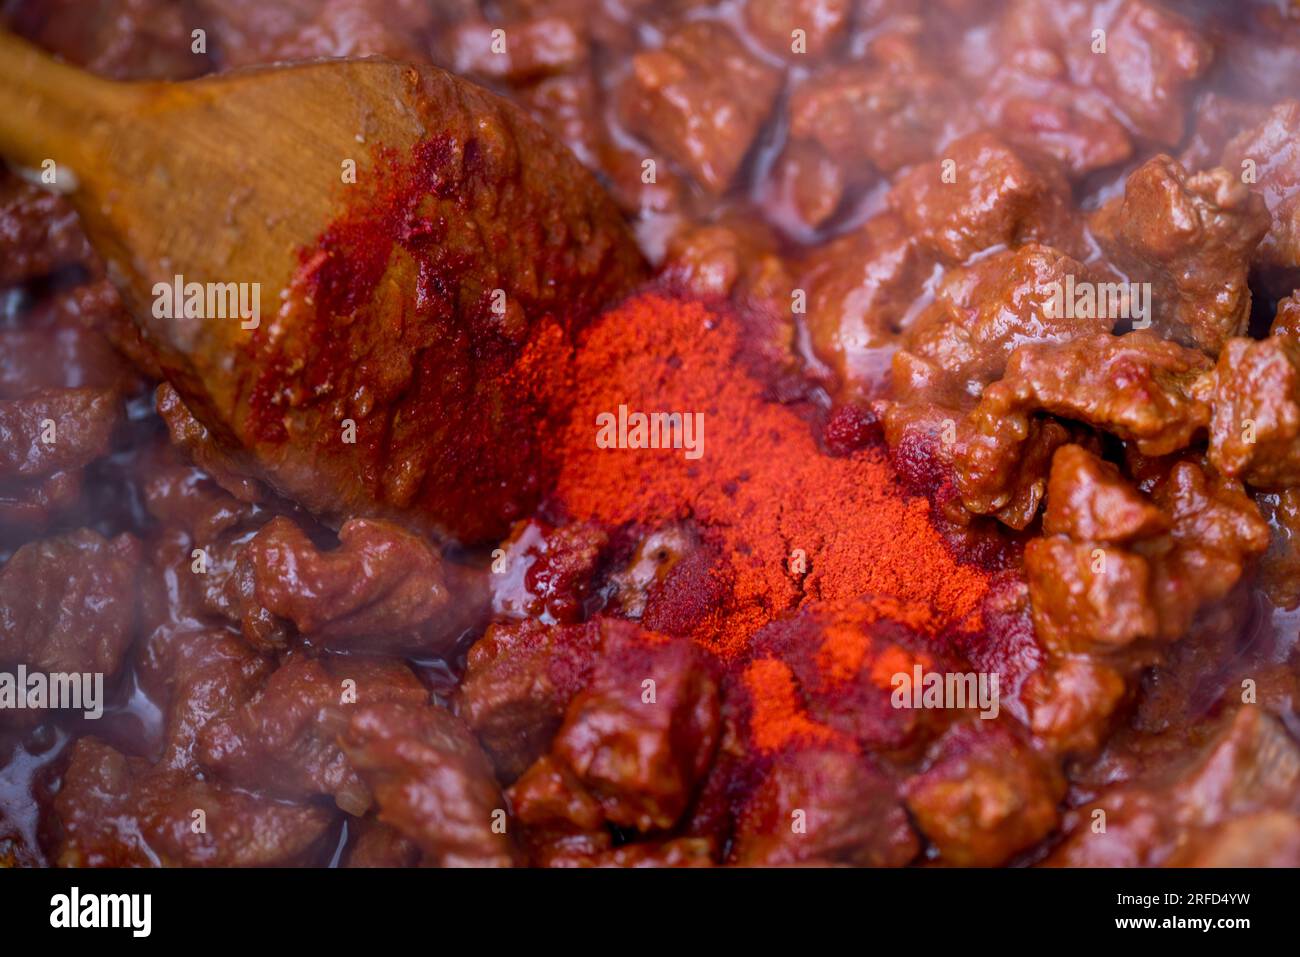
[0, 30, 131, 174]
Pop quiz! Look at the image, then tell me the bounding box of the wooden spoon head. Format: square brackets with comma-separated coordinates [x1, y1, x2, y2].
[65, 57, 645, 542]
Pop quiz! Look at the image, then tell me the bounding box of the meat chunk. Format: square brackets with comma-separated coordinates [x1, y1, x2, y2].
[137, 626, 272, 772]
[340, 702, 519, 866]
[1257, 487, 1300, 609]
[156, 383, 265, 503]
[1091, 157, 1270, 353]
[51, 738, 336, 867]
[731, 747, 918, 866]
[904, 721, 1063, 866]
[1203, 334, 1300, 487]
[450, 16, 587, 83]
[0, 169, 91, 284]
[900, 244, 1109, 398]
[1027, 460, 1267, 653]
[0, 529, 140, 678]
[1000, 0, 1210, 145]
[788, 34, 953, 176]
[1042, 444, 1168, 543]
[804, 213, 933, 396]
[1221, 101, 1300, 280]
[552, 627, 719, 832]
[761, 138, 846, 233]
[1147, 460, 1268, 640]
[242, 515, 486, 655]
[1025, 535, 1158, 656]
[0, 388, 121, 480]
[617, 21, 780, 194]
[7, 0, 211, 80]
[888, 132, 1082, 266]
[490, 518, 608, 624]
[956, 332, 1212, 520]
[1047, 707, 1300, 866]
[197, 654, 429, 814]
[343, 818, 421, 868]
[978, 50, 1131, 179]
[195, 0, 435, 67]
[1021, 655, 1127, 757]
[743, 0, 850, 60]
[458, 617, 604, 779]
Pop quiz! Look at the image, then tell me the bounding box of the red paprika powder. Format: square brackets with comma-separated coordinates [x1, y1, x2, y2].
[551, 291, 995, 671]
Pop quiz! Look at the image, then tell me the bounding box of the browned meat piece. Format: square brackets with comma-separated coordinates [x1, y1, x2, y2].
[6, 0, 211, 79]
[0, 529, 140, 677]
[516, 69, 604, 173]
[195, 0, 436, 67]
[1221, 101, 1300, 281]
[1000, 0, 1210, 145]
[450, 16, 587, 82]
[1024, 535, 1158, 656]
[888, 132, 1083, 266]
[137, 626, 272, 772]
[1047, 707, 1300, 866]
[1020, 655, 1127, 757]
[0, 324, 133, 400]
[905, 721, 1063, 866]
[578, 837, 715, 868]
[197, 654, 429, 814]
[1147, 461, 1268, 640]
[788, 33, 953, 176]
[616, 21, 781, 194]
[341, 702, 519, 867]
[508, 753, 605, 833]
[1027, 460, 1267, 654]
[50, 737, 336, 867]
[139, 443, 258, 545]
[1257, 487, 1300, 609]
[0, 388, 121, 480]
[0, 169, 91, 285]
[1091, 157, 1270, 353]
[1274, 292, 1300, 339]
[343, 818, 421, 868]
[1203, 334, 1300, 487]
[491, 518, 608, 624]
[1174, 811, 1300, 868]
[731, 747, 918, 866]
[1042, 444, 1168, 543]
[0, 470, 83, 532]
[761, 138, 846, 233]
[901, 244, 1108, 398]
[552, 628, 719, 832]
[743, 0, 850, 60]
[662, 218, 799, 331]
[156, 383, 265, 503]
[457, 617, 604, 779]
[1179, 92, 1268, 172]
[242, 515, 486, 655]
[956, 333, 1212, 519]
[978, 50, 1131, 179]
[804, 213, 933, 396]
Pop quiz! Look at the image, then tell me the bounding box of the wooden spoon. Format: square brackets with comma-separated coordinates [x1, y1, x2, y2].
[0, 30, 644, 543]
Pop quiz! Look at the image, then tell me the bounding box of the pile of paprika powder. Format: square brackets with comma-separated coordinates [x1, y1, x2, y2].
[549, 290, 1007, 731]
